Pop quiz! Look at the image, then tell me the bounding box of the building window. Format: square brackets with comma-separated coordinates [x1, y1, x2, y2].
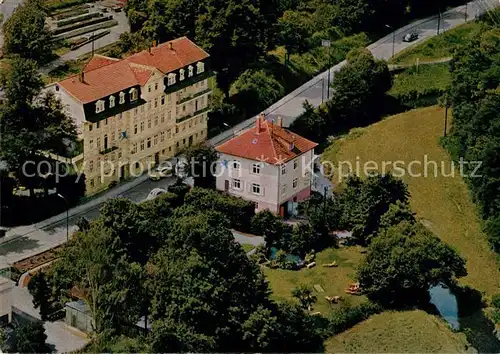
[134, 108, 138, 116]
[147, 137, 151, 148]
[104, 134, 108, 150]
[281, 164, 287, 175]
[161, 114, 165, 124]
[232, 161, 240, 170]
[154, 83, 158, 91]
[252, 183, 261, 195]
[140, 141, 145, 151]
[154, 134, 158, 145]
[293, 159, 298, 170]
[119, 92, 125, 104]
[132, 143, 137, 154]
[148, 85, 152, 93]
[188, 65, 194, 77]
[168, 73, 176, 86]
[95, 100, 105, 113]
[167, 129, 172, 139]
[196, 61, 205, 74]
[130, 88, 138, 101]
[180, 69, 185, 81]
[155, 98, 158, 108]
[161, 96, 165, 105]
[134, 124, 138, 134]
[160, 131, 165, 142]
[140, 122, 144, 132]
[89, 139, 93, 148]
[155, 117, 158, 126]
[281, 184, 287, 195]
[96, 137, 100, 148]
[252, 163, 261, 175]
[89, 160, 94, 172]
[88, 124, 93, 132]
[105, 118, 108, 125]
[109, 95, 115, 108]
[148, 119, 151, 129]
[232, 179, 242, 190]
[293, 178, 298, 189]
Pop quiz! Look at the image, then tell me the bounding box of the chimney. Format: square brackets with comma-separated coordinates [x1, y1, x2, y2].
[79, 71, 85, 83]
[255, 114, 264, 134]
[277, 116, 283, 127]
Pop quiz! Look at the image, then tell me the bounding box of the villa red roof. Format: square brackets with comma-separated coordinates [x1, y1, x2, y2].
[58, 37, 209, 104]
[216, 116, 318, 164]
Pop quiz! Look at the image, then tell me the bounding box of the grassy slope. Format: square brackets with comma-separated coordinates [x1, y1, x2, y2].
[390, 21, 485, 65]
[325, 310, 468, 353]
[264, 247, 366, 314]
[322, 106, 499, 296]
[389, 62, 451, 96]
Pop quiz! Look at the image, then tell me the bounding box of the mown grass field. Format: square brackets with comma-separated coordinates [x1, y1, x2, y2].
[390, 21, 485, 65]
[322, 106, 500, 297]
[325, 310, 469, 353]
[263, 247, 366, 314]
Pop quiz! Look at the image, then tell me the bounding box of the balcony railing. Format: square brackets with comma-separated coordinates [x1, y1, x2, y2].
[178, 88, 211, 104]
[99, 146, 118, 155]
[176, 106, 211, 123]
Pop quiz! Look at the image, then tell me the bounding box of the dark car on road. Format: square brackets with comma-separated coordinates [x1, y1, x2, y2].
[403, 32, 419, 42]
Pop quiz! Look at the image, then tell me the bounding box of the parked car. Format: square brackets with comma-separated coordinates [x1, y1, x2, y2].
[403, 32, 419, 42]
[146, 188, 167, 200]
[150, 165, 173, 181]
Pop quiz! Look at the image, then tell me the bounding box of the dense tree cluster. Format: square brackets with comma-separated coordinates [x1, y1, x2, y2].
[290, 48, 392, 144]
[445, 27, 500, 253]
[3, 0, 53, 63]
[43, 188, 326, 351]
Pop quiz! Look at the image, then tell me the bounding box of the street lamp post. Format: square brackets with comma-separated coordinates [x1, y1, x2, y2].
[385, 24, 395, 58]
[56, 193, 69, 242]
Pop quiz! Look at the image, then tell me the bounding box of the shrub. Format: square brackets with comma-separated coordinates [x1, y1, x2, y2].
[184, 188, 255, 232]
[327, 302, 382, 335]
[492, 294, 500, 309]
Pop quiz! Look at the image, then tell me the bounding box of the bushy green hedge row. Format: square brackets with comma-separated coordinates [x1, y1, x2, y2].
[46, 0, 94, 12]
[327, 302, 382, 335]
[184, 188, 255, 232]
[54, 15, 111, 35]
[56, 12, 101, 27]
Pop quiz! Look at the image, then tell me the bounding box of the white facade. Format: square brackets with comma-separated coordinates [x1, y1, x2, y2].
[215, 150, 314, 215]
[0, 277, 13, 324]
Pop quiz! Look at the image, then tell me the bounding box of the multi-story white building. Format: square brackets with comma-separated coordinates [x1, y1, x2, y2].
[0, 276, 13, 324]
[48, 37, 212, 195]
[215, 115, 317, 217]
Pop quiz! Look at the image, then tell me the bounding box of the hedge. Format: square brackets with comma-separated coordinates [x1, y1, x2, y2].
[327, 302, 382, 335]
[53, 15, 111, 35]
[56, 12, 101, 27]
[55, 20, 118, 40]
[184, 188, 255, 232]
[53, 9, 89, 21]
[390, 87, 445, 108]
[47, 0, 95, 12]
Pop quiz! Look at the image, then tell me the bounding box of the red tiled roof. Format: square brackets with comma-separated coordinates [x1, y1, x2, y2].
[124, 36, 209, 74]
[216, 117, 318, 164]
[58, 37, 209, 104]
[83, 54, 120, 72]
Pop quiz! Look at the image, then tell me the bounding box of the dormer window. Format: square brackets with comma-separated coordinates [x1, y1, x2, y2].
[168, 73, 176, 86]
[109, 95, 115, 108]
[188, 65, 194, 77]
[196, 61, 205, 74]
[95, 100, 105, 113]
[180, 69, 185, 81]
[119, 91, 125, 104]
[129, 88, 138, 101]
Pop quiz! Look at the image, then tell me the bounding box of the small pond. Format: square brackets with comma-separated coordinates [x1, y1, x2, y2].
[429, 283, 460, 330]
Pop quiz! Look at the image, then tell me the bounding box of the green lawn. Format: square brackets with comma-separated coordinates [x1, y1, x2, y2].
[322, 106, 500, 297]
[389, 62, 451, 96]
[390, 21, 485, 65]
[325, 310, 469, 353]
[263, 247, 366, 314]
[241, 244, 255, 253]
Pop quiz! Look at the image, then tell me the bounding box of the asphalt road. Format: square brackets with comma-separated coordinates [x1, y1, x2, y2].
[1, 0, 499, 268]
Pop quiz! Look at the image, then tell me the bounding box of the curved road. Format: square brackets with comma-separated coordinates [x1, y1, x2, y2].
[1, 0, 499, 268]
